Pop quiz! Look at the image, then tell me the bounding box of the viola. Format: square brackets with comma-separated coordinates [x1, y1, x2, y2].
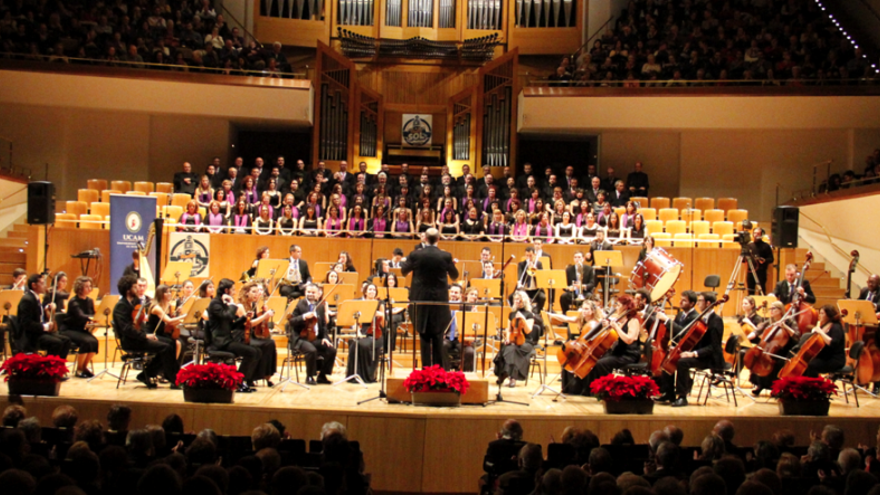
[660, 295, 728, 375]
[366, 312, 384, 339]
[253, 302, 272, 340]
[299, 284, 341, 342]
[557, 309, 633, 379]
[243, 302, 255, 344]
[787, 251, 819, 334]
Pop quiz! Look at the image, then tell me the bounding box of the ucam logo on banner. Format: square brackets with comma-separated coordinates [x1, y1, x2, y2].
[109, 194, 157, 294]
[168, 232, 210, 278]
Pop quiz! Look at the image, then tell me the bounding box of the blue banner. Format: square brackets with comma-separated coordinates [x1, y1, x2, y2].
[109, 195, 157, 294]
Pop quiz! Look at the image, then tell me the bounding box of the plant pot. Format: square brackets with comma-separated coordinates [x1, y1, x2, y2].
[411, 391, 461, 407]
[778, 400, 830, 416]
[602, 398, 654, 415]
[7, 378, 61, 397]
[183, 387, 235, 404]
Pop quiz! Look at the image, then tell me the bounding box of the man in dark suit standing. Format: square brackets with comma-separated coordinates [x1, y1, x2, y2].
[656, 291, 723, 407]
[173, 162, 197, 196]
[287, 283, 338, 385]
[113, 275, 178, 389]
[746, 227, 774, 295]
[559, 252, 596, 312]
[18, 273, 71, 358]
[401, 228, 459, 369]
[626, 161, 650, 197]
[279, 244, 311, 300]
[207, 278, 260, 393]
[772, 264, 816, 305]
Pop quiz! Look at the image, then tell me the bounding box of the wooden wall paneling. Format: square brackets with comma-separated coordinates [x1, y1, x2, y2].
[31, 226, 113, 296]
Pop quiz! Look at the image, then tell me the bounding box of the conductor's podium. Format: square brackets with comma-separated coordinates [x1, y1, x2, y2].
[385, 375, 491, 404]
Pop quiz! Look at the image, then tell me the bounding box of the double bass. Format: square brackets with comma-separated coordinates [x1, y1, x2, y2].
[557, 308, 634, 379]
[788, 252, 819, 334]
[660, 295, 728, 375]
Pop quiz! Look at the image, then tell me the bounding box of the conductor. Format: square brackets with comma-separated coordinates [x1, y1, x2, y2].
[401, 228, 459, 369]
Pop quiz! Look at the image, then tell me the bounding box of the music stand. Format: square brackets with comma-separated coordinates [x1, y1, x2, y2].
[333, 299, 379, 388]
[266, 296, 289, 328]
[88, 295, 120, 382]
[752, 295, 778, 318]
[161, 261, 195, 286]
[179, 298, 212, 367]
[338, 272, 359, 286]
[594, 251, 623, 308]
[453, 309, 484, 373]
[536, 311, 567, 400]
[472, 307, 498, 377]
[536, 270, 566, 312]
[258, 259, 289, 291]
[471, 278, 501, 300]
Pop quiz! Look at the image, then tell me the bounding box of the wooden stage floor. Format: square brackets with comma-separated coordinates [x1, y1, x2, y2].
[3, 364, 880, 494]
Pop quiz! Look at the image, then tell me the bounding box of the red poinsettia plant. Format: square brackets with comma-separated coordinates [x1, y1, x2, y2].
[590, 374, 660, 402]
[176, 363, 244, 391]
[771, 376, 837, 402]
[404, 365, 470, 395]
[1, 353, 68, 382]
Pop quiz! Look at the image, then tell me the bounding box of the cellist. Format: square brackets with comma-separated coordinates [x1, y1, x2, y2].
[743, 300, 784, 396]
[655, 291, 723, 407]
[799, 305, 846, 377]
[548, 299, 602, 395]
[493, 290, 542, 388]
[578, 295, 642, 392]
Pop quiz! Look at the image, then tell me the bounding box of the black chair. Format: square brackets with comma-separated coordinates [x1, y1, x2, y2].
[620, 338, 652, 376]
[115, 336, 155, 389]
[704, 275, 721, 296]
[695, 335, 740, 406]
[826, 340, 863, 407]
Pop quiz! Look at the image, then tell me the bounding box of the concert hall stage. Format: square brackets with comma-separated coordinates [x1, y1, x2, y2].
[2, 366, 878, 494]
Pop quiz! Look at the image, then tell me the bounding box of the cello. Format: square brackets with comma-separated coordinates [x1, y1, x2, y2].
[743, 303, 805, 377]
[644, 299, 671, 377]
[557, 308, 634, 379]
[659, 294, 728, 375]
[787, 252, 819, 334]
[777, 309, 842, 379]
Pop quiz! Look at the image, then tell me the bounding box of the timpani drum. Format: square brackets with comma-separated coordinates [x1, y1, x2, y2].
[630, 248, 683, 301]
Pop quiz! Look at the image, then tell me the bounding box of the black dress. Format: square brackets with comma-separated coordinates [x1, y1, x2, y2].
[60, 296, 99, 354]
[346, 301, 385, 383]
[146, 312, 177, 359]
[249, 309, 278, 381]
[803, 322, 846, 377]
[460, 219, 483, 238]
[494, 310, 542, 381]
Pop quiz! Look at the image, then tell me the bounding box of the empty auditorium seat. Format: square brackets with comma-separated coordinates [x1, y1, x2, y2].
[645, 220, 664, 235]
[150, 192, 170, 206]
[653, 233, 672, 247]
[79, 214, 103, 230]
[721, 234, 738, 247]
[681, 208, 701, 225]
[125, 191, 146, 196]
[111, 180, 132, 193]
[658, 208, 679, 224]
[171, 194, 192, 209]
[613, 207, 625, 217]
[673, 233, 694, 247]
[65, 201, 88, 217]
[698, 233, 721, 248]
[155, 182, 174, 194]
[101, 190, 122, 203]
[672, 197, 692, 212]
[87, 179, 108, 191]
[77, 189, 99, 205]
[650, 197, 670, 210]
[56, 213, 77, 228]
[694, 197, 715, 212]
[163, 205, 184, 220]
[630, 196, 649, 207]
[717, 198, 738, 215]
[90, 202, 110, 218]
[727, 209, 749, 229]
[713, 221, 734, 236]
[134, 181, 154, 193]
[703, 209, 725, 225]
[665, 220, 686, 235]
[639, 208, 656, 221]
[690, 221, 710, 236]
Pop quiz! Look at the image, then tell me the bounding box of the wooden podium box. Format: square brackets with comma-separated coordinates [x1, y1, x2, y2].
[385, 376, 490, 404]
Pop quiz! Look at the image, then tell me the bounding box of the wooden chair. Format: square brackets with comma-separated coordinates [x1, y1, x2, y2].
[713, 221, 734, 237]
[56, 213, 77, 228]
[703, 209, 725, 225]
[672, 197, 692, 213]
[133, 181, 154, 193]
[171, 194, 192, 209]
[155, 182, 174, 194]
[673, 233, 694, 247]
[150, 192, 170, 206]
[717, 198, 738, 216]
[650, 197, 670, 210]
[77, 189, 99, 205]
[630, 196, 649, 207]
[658, 208, 679, 224]
[681, 208, 701, 225]
[653, 233, 672, 247]
[125, 191, 146, 196]
[690, 221, 711, 236]
[645, 220, 664, 235]
[721, 234, 738, 248]
[163, 205, 184, 220]
[79, 214, 103, 230]
[639, 208, 656, 221]
[694, 197, 715, 212]
[103, 215, 111, 228]
[101, 190, 122, 203]
[665, 220, 687, 235]
[727, 210, 749, 229]
[110, 180, 132, 193]
[90, 202, 110, 218]
[198, 207, 207, 218]
[697, 233, 721, 248]
[65, 201, 88, 217]
[613, 207, 625, 218]
[87, 179, 108, 191]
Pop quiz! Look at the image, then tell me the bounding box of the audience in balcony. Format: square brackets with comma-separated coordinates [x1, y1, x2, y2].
[0, 0, 294, 76]
[547, 0, 876, 87]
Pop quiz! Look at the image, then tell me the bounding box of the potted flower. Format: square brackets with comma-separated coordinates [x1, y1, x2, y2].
[403, 365, 470, 407]
[1, 353, 68, 396]
[176, 363, 244, 404]
[771, 376, 837, 416]
[589, 374, 660, 414]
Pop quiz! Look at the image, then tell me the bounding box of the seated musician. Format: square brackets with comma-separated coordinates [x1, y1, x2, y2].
[193, 279, 215, 341]
[346, 283, 385, 383]
[444, 284, 475, 372]
[743, 300, 786, 396]
[174, 280, 197, 343]
[493, 290, 542, 388]
[280, 244, 311, 300]
[858, 274, 880, 316]
[772, 264, 816, 305]
[60, 276, 99, 378]
[579, 295, 642, 392]
[549, 299, 602, 395]
[480, 260, 497, 280]
[382, 273, 406, 352]
[799, 304, 846, 377]
[8, 267, 26, 291]
[207, 278, 260, 393]
[18, 273, 72, 358]
[42, 271, 70, 312]
[244, 246, 270, 281]
[656, 291, 723, 407]
[514, 246, 546, 313]
[559, 252, 596, 313]
[239, 281, 277, 387]
[145, 284, 187, 360]
[288, 283, 337, 385]
[112, 276, 179, 389]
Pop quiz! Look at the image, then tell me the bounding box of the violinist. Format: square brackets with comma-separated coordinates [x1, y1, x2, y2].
[60, 276, 99, 378]
[193, 279, 215, 341]
[743, 299, 780, 396]
[113, 275, 179, 389]
[580, 295, 642, 392]
[207, 278, 260, 393]
[772, 264, 816, 305]
[515, 246, 546, 313]
[493, 290, 542, 388]
[346, 283, 385, 383]
[288, 283, 337, 385]
[560, 252, 596, 312]
[656, 291, 723, 407]
[42, 271, 70, 312]
[799, 305, 846, 377]
[746, 227, 774, 295]
[19, 273, 71, 359]
[145, 284, 187, 360]
[239, 281, 277, 387]
[444, 284, 476, 372]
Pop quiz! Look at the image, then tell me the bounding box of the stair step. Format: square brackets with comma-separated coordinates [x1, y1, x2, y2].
[11, 223, 28, 232]
[6, 231, 27, 239]
[0, 250, 26, 263]
[810, 277, 841, 288]
[0, 238, 27, 248]
[813, 288, 846, 298]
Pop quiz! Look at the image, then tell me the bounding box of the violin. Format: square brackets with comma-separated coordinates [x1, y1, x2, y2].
[557, 308, 634, 379]
[743, 305, 801, 378]
[132, 296, 151, 331]
[299, 284, 340, 342]
[243, 302, 255, 344]
[660, 295, 728, 375]
[163, 295, 192, 340]
[507, 312, 531, 346]
[45, 273, 61, 333]
[253, 300, 272, 340]
[787, 251, 819, 334]
[366, 311, 384, 339]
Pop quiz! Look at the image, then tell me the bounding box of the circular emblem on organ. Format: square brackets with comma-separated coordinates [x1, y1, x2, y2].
[125, 212, 142, 233]
[403, 115, 432, 147]
[169, 236, 210, 277]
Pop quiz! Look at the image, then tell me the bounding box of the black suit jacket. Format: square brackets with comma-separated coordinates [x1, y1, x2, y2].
[565, 264, 596, 295]
[669, 308, 698, 341]
[113, 296, 148, 347]
[173, 172, 197, 195]
[207, 296, 247, 349]
[18, 291, 47, 351]
[287, 258, 312, 289]
[516, 260, 544, 290]
[610, 190, 630, 207]
[484, 438, 527, 475]
[401, 245, 459, 302]
[859, 287, 880, 312]
[772, 279, 816, 305]
[288, 298, 329, 341]
[694, 311, 724, 369]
